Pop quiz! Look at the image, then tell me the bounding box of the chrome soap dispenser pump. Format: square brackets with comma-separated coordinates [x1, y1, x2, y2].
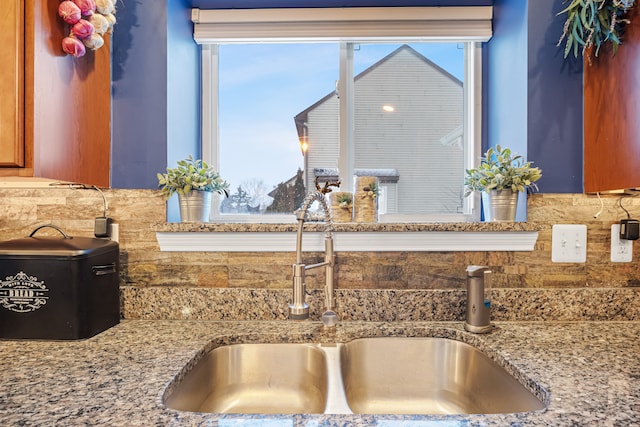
[464, 265, 494, 334]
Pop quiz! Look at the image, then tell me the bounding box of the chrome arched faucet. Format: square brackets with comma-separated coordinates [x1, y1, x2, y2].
[289, 178, 339, 328]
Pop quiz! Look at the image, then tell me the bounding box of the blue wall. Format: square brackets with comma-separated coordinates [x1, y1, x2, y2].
[485, 0, 583, 194]
[526, 0, 583, 193]
[111, 0, 200, 191]
[486, 0, 528, 162]
[167, 0, 200, 167]
[485, 0, 528, 220]
[111, 0, 168, 189]
[166, 0, 201, 218]
[111, 0, 584, 195]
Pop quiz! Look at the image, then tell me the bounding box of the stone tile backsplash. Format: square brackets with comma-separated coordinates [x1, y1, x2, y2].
[1, 188, 639, 321]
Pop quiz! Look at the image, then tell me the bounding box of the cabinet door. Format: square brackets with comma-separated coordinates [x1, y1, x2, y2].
[584, 6, 640, 192]
[0, 0, 24, 167]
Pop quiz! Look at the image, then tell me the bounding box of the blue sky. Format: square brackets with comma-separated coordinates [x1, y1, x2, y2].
[218, 42, 464, 193]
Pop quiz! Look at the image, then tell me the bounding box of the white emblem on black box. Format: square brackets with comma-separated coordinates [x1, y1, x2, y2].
[0, 271, 49, 313]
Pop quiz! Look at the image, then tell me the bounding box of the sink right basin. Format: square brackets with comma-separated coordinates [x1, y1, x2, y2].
[339, 337, 546, 415]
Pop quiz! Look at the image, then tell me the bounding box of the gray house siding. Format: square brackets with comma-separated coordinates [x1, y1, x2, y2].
[299, 45, 464, 215]
[306, 97, 340, 186]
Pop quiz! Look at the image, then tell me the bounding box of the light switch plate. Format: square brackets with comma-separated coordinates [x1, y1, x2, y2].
[611, 224, 633, 262]
[551, 224, 587, 263]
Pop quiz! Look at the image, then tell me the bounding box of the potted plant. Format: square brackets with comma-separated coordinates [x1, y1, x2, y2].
[354, 176, 379, 223]
[157, 155, 229, 222]
[329, 192, 353, 223]
[464, 145, 542, 222]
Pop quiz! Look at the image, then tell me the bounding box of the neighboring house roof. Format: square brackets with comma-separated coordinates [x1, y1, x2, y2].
[267, 173, 299, 197]
[293, 44, 462, 141]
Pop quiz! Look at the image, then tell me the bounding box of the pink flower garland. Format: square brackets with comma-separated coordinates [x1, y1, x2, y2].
[58, 0, 117, 58]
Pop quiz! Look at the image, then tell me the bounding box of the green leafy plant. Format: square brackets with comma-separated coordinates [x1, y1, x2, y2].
[557, 0, 636, 58]
[157, 155, 230, 199]
[336, 193, 353, 208]
[464, 145, 542, 196]
[361, 181, 378, 199]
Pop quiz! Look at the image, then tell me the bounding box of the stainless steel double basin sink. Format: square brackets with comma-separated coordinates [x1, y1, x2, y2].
[163, 337, 546, 415]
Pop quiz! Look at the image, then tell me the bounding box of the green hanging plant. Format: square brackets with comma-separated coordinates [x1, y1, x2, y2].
[557, 0, 636, 58]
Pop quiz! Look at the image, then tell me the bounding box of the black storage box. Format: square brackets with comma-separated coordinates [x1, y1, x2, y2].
[0, 225, 120, 340]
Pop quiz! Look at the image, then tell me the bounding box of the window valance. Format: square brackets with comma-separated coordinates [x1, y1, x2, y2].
[191, 6, 493, 44]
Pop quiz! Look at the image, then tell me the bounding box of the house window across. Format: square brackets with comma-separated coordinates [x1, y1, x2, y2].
[193, 7, 491, 223]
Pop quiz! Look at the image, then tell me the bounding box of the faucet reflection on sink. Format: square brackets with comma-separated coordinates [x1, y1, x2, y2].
[289, 177, 340, 328]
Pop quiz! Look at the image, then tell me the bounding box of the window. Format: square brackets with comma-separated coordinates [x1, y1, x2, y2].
[193, 7, 491, 222]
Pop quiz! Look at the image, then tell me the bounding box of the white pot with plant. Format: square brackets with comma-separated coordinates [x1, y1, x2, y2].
[157, 156, 229, 222]
[464, 145, 542, 222]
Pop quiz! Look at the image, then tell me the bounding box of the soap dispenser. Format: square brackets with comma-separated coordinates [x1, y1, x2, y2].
[464, 265, 494, 334]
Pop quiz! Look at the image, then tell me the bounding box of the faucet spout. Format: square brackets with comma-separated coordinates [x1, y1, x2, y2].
[289, 191, 338, 326]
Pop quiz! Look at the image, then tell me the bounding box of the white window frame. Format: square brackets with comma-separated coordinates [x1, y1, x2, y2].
[193, 7, 491, 223]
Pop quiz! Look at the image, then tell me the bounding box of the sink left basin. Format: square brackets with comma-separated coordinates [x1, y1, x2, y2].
[164, 343, 328, 414]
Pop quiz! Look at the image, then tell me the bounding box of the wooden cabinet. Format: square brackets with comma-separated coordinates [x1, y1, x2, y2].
[0, 0, 25, 169]
[0, 0, 111, 187]
[584, 6, 640, 193]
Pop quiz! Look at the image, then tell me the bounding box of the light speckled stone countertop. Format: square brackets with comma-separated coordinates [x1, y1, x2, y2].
[152, 221, 546, 233]
[1, 320, 638, 426]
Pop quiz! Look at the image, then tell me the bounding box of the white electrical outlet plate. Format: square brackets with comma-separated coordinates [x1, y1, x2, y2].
[611, 224, 633, 262]
[552, 224, 587, 263]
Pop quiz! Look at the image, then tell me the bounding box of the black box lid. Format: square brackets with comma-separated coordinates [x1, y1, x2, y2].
[0, 235, 118, 259]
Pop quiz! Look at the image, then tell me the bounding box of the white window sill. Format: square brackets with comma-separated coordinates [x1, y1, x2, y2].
[154, 222, 541, 252]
